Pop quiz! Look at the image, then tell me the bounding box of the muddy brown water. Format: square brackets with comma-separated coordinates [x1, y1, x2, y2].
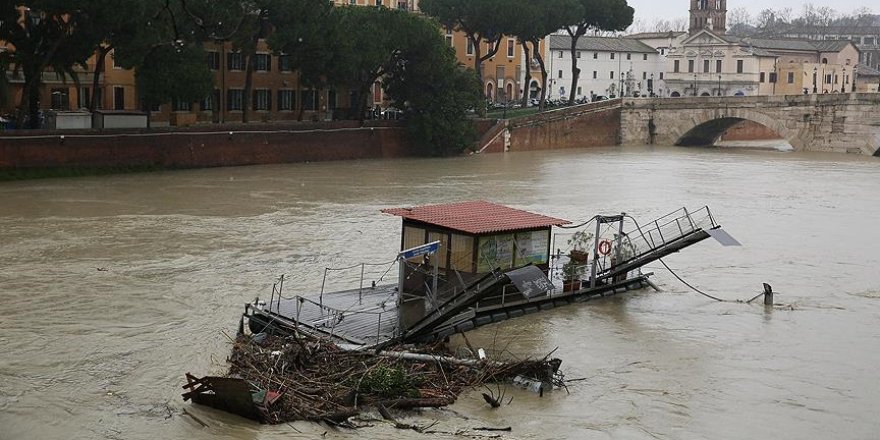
[1, 146, 878, 439]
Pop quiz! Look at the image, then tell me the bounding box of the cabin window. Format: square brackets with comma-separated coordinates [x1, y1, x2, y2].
[428, 232, 449, 269]
[514, 230, 550, 266]
[477, 234, 515, 273]
[450, 234, 474, 272]
[402, 226, 426, 261]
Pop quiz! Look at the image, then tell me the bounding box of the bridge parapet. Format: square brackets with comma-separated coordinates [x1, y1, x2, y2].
[620, 93, 880, 155]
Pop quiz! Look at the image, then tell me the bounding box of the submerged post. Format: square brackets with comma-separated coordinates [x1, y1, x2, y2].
[763, 283, 774, 306]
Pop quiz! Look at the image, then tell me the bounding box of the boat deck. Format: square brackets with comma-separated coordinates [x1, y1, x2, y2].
[247, 274, 651, 347]
[254, 285, 401, 346]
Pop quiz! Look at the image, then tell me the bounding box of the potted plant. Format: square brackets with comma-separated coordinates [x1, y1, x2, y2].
[562, 230, 593, 292]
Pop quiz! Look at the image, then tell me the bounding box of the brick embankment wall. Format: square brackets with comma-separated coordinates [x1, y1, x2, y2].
[0, 118, 508, 174]
[506, 107, 621, 151]
[720, 120, 783, 141]
[0, 124, 411, 171]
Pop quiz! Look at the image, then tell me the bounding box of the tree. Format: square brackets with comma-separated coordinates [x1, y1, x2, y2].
[135, 43, 213, 110]
[419, 0, 513, 91]
[564, 0, 633, 104]
[0, 1, 96, 128]
[383, 13, 483, 156]
[265, 0, 335, 110]
[508, 0, 586, 110]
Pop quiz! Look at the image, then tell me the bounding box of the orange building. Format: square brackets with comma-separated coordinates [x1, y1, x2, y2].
[2, 0, 542, 126]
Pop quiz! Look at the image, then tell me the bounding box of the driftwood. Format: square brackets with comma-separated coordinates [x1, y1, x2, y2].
[186, 330, 564, 424]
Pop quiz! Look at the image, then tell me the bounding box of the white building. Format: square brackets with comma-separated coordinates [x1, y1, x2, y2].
[545, 35, 665, 100]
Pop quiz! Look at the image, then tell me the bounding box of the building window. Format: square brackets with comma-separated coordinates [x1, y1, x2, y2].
[77, 86, 94, 109]
[558, 70, 563, 78]
[172, 99, 192, 112]
[466, 39, 474, 56]
[716, 60, 722, 73]
[558, 51, 563, 58]
[610, 71, 614, 79]
[51, 88, 70, 110]
[278, 90, 295, 111]
[507, 38, 515, 57]
[769, 72, 777, 83]
[576, 51, 582, 58]
[759, 72, 766, 83]
[688, 60, 694, 73]
[278, 55, 292, 72]
[642, 72, 647, 80]
[660, 48, 666, 55]
[659, 72, 664, 80]
[610, 53, 615, 60]
[253, 89, 271, 111]
[328, 90, 338, 110]
[643, 54, 648, 61]
[865, 37, 875, 45]
[200, 92, 216, 111]
[736, 59, 743, 74]
[787, 72, 795, 84]
[397, 0, 408, 10]
[593, 71, 597, 79]
[446, 34, 453, 47]
[254, 53, 270, 72]
[577, 86, 582, 95]
[227, 89, 243, 111]
[227, 52, 244, 71]
[207, 51, 220, 70]
[113, 86, 125, 110]
[593, 52, 598, 59]
[626, 53, 631, 60]
[301, 90, 317, 110]
[704, 59, 710, 73]
[825, 74, 832, 84]
[674, 60, 680, 73]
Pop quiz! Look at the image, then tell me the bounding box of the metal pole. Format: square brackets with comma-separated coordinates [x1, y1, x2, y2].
[277, 275, 284, 312]
[319, 269, 327, 312]
[359, 263, 365, 304]
[614, 213, 626, 265]
[590, 216, 601, 288]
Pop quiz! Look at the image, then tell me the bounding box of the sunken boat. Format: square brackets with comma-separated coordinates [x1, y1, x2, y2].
[242, 201, 736, 348]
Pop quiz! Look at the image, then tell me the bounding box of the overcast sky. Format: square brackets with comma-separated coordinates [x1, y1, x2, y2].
[628, 0, 873, 23]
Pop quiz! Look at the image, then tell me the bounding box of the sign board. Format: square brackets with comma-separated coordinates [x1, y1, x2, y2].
[399, 241, 441, 260]
[506, 265, 553, 298]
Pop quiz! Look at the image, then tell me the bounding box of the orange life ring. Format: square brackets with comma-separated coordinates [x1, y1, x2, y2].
[598, 240, 612, 256]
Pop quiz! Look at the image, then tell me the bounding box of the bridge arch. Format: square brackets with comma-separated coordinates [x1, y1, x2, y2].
[671, 108, 805, 151]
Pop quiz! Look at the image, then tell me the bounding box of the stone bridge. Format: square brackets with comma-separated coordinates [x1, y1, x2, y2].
[620, 94, 880, 155]
[505, 94, 880, 156]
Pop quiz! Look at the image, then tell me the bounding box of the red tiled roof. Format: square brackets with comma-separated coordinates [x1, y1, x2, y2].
[382, 201, 571, 235]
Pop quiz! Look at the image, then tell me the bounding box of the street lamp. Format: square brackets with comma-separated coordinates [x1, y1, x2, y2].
[842, 67, 847, 93]
[693, 74, 698, 96]
[813, 67, 818, 94]
[649, 73, 654, 97]
[717, 74, 722, 96]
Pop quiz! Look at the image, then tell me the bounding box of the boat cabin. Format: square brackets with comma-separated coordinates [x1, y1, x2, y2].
[382, 201, 570, 328]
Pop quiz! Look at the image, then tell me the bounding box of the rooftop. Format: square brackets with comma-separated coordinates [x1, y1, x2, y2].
[549, 35, 657, 54]
[382, 201, 570, 235]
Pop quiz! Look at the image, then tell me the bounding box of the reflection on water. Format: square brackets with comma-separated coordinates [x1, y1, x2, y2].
[1, 146, 879, 439]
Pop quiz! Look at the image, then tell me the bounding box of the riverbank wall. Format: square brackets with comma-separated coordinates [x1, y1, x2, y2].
[0, 119, 513, 177]
[506, 102, 621, 151]
[0, 121, 414, 176]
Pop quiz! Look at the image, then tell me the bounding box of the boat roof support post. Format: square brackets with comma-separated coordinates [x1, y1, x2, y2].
[615, 213, 626, 266]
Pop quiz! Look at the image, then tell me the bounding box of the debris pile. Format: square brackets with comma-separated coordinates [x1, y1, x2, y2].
[185, 331, 563, 425]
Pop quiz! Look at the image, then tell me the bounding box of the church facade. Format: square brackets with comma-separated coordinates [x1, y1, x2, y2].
[664, 0, 860, 97]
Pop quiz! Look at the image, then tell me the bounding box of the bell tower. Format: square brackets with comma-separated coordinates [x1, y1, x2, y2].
[689, 0, 727, 34]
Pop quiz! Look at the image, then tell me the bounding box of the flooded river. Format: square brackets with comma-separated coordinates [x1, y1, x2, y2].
[1, 146, 879, 439]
